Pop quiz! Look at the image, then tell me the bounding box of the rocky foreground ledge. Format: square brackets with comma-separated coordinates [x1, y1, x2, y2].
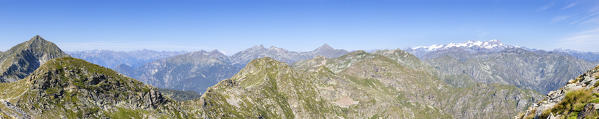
[517, 65, 599, 119]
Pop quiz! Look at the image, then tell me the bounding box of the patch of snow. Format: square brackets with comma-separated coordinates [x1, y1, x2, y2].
[410, 40, 514, 51]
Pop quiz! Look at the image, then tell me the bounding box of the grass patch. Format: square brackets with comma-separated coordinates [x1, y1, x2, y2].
[108, 108, 145, 119]
[545, 89, 599, 118]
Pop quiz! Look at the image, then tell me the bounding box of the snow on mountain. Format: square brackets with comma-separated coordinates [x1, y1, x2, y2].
[410, 40, 516, 51]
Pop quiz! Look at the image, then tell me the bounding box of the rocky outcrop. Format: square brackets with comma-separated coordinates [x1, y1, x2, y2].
[517, 65, 599, 119]
[0, 57, 190, 118]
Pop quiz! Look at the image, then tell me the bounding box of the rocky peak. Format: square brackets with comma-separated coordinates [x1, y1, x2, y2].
[314, 44, 334, 51]
[242, 57, 289, 71]
[188, 50, 225, 57]
[310, 44, 348, 58]
[374, 49, 426, 70]
[248, 45, 266, 51]
[335, 50, 371, 62]
[0, 35, 69, 82]
[9, 35, 63, 53]
[268, 46, 288, 53]
[169, 50, 230, 65]
[229, 57, 292, 82]
[23, 57, 169, 111]
[29, 35, 44, 42]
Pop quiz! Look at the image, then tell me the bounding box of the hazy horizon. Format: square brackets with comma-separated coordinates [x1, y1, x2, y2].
[2, 36, 599, 55]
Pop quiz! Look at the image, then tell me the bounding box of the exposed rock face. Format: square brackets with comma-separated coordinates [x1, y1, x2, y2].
[0, 57, 190, 118]
[0, 35, 69, 82]
[517, 65, 599, 119]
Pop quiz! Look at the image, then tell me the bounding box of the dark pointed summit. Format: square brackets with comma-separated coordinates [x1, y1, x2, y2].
[32, 35, 43, 40]
[315, 43, 334, 51]
[15, 35, 56, 51]
[27, 35, 49, 43]
[311, 43, 349, 58]
[0, 36, 69, 82]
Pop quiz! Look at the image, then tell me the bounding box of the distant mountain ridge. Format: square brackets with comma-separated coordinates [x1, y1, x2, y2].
[126, 44, 350, 93]
[70, 40, 598, 96]
[69, 49, 186, 69]
[134, 50, 243, 93]
[553, 49, 599, 64]
[406, 40, 594, 94]
[0, 36, 582, 118]
[231, 44, 349, 64]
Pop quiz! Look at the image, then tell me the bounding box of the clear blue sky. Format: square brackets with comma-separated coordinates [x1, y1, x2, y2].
[1, 0, 598, 53]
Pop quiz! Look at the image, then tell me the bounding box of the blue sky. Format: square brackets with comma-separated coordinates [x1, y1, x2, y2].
[1, 0, 598, 53]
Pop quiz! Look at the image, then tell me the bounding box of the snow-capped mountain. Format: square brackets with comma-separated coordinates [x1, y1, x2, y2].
[410, 40, 516, 51]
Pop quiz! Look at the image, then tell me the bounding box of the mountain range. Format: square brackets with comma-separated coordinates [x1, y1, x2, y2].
[71, 40, 599, 95]
[406, 40, 595, 94]
[2, 36, 598, 118]
[68, 50, 186, 72]
[111, 44, 350, 93]
[175, 50, 541, 118]
[554, 49, 599, 64]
